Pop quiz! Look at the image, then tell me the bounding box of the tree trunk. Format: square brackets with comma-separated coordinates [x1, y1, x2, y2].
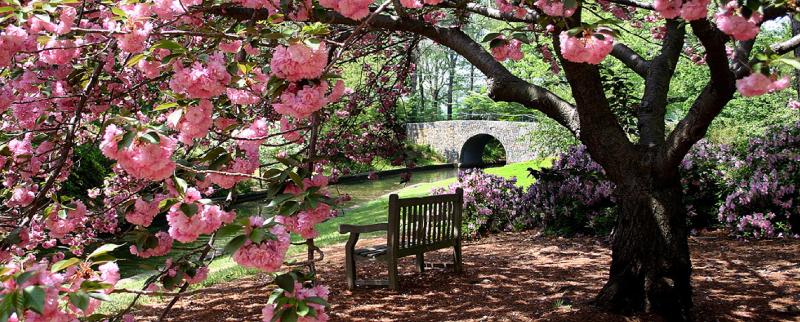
[446, 51, 456, 120]
[595, 171, 693, 322]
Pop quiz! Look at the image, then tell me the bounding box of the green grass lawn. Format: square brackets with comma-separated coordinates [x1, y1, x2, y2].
[101, 159, 550, 315]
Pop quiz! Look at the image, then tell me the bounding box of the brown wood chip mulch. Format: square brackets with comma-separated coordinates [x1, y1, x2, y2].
[134, 230, 800, 322]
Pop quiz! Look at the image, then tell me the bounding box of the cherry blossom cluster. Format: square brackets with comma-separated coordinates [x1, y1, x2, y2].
[262, 282, 330, 322]
[736, 72, 790, 97]
[232, 217, 291, 272]
[166, 188, 236, 243]
[1, 259, 120, 321]
[559, 30, 615, 65]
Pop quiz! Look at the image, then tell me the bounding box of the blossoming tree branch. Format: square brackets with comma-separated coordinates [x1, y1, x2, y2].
[0, 0, 798, 320]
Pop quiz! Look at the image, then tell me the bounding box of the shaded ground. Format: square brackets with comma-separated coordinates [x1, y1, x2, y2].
[134, 231, 800, 321]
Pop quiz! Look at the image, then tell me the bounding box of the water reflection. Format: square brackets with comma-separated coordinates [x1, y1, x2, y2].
[331, 168, 459, 206]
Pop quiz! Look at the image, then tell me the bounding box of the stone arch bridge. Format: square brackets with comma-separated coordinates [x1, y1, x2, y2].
[405, 120, 538, 167]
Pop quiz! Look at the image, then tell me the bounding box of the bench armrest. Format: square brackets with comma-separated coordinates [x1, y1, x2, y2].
[339, 223, 388, 234]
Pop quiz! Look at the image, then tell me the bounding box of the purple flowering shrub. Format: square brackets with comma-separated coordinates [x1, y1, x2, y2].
[432, 169, 527, 239]
[524, 146, 617, 235]
[680, 140, 734, 230]
[718, 122, 800, 238]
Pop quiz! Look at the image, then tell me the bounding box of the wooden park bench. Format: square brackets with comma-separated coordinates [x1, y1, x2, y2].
[339, 188, 464, 290]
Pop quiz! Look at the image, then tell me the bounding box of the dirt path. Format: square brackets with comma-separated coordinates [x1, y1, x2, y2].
[134, 231, 800, 321]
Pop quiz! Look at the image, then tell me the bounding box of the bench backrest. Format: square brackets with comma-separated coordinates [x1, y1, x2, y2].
[387, 188, 463, 257]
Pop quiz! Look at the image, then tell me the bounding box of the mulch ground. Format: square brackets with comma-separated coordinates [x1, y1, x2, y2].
[134, 231, 800, 321]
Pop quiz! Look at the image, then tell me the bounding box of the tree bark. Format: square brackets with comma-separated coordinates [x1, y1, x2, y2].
[446, 50, 456, 120]
[595, 170, 693, 322]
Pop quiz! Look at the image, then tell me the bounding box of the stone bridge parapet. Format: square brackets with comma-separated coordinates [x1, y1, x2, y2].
[405, 120, 537, 166]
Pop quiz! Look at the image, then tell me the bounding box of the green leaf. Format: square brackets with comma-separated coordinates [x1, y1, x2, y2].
[489, 38, 507, 49]
[304, 296, 329, 307]
[151, 40, 185, 53]
[68, 291, 90, 311]
[249, 229, 266, 244]
[224, 235, 247, 253]
[88, 244, 122, 259]
[15, 271, 36, 284]
[179, 203, 199, 217]
[88, 292, 111, 302]
[778, 58, 800, 69]
[563, 0, 577, 9]
[158, 198, 179, 210]
[0, 294, 13, 322]
[280, 309, 298, 322]
[0, 7, 16, 14]
[278, 201, 301, 216]
[153, 102, 179, 111]
[22, 286, 44, 314]
[51, 257, 81, 272]
[208, 153, 233, 170]
[117, 130, 136, 151]
[173, 176, 188, 195]
[111, 7, 127, 18]
[80, 280, 112, 292]
[139, 131, 160, 144]
[296, 301, 310, 316]
[267, 194, 295, 208]
[126, 53, 146, 67]
[482, 32, 502, 42]
[274, 273, 295, 293]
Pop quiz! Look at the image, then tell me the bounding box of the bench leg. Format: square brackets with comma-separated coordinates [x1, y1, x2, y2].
[345, 233, 359, 289]
[415, 253, 425, 273]
[453, 240, 463, 273]
[388, 257, 399, 291]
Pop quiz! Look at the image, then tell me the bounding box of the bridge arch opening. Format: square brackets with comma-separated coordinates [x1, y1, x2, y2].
[459, 134, 507, 167]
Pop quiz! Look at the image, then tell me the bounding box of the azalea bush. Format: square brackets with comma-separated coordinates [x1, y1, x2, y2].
[524, 146, 617, 236]
[719, 121, 800, 238]
[433, 169, 528, 238]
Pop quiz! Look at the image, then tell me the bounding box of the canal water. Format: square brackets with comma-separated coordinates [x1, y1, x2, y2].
[331, 167, 459, 206]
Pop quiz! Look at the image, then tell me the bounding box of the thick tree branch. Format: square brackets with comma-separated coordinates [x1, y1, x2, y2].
[663, 19, 735, 168]
[770, 33, 800, 55]
[438, 1, 538, 22]
[211, 5, 581, 134]
[611, 43, 650, 77]
[638, 19, 684, 147]
[606, 0, 654, 10]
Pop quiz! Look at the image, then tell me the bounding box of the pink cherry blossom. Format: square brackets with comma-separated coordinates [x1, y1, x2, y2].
[0, 25, 28, 67]
[219, 40, 242, 53]
[680, 0, 709, 21]
[39, 39, 80, 65]
[232, 219, 290, 272]
[7, 186, 36, 207]
[273, 82, 330, 119]
[227, 88, 261, 105]
[45, 201, 87, 239]
[654, 0, 681, 19]
[167, 190, 236, 242]
[281, 117, 305, 143]
[125, 197, 163, 227]
[534, 0, 576, 17]
[100, 124, 177, 181]
[169, 53, 231, 99]
[167, 99, 213, 145]
[136, 59, 161, 79]
[278, 203, 334, 239]
[399, 0, 423, 8]
[715, 2, 761, 41]
[116, 22, 153, 53]
[319, 0, 374, 20]
[270, 43, 328, 82]
[789, 100, 800, 110]
[735, 73, 789, 97]
[559, 31, 615, 65]
[235, 117, 270, 155]
[491, 38, 524, 62]
[130, 231, 173, 258]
